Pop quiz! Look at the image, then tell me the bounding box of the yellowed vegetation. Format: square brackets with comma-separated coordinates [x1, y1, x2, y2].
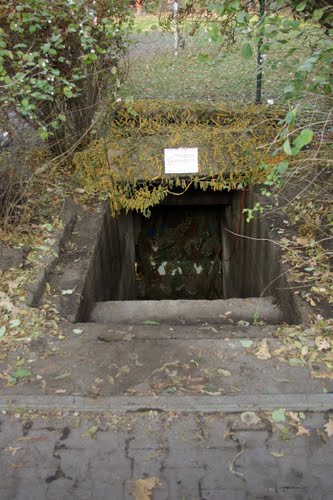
[73, 99, 283, 215]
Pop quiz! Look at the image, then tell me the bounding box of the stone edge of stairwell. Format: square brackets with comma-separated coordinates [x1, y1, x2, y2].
[1, 394, 332, 414]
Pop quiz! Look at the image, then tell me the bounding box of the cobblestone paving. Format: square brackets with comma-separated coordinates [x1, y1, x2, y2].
[0, 410, 332, 499]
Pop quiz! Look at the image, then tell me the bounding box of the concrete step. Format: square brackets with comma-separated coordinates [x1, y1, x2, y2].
[2, 323, 331, 399]
[89, 297, 284, 325]
[1, 394, 331, 413]
[84, 322, 279, 341]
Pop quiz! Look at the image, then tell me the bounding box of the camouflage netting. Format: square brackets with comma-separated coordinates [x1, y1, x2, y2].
[73, 99, 283, 216]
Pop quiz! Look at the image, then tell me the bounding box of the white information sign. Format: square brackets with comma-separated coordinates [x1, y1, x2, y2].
[164, 148, 198, 174]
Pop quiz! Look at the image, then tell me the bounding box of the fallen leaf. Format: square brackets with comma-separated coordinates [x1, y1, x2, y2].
[324, 419, 333, 438]
[270, 451, 285, 458]
[123, 332, 134, 341]
[311, 371, 333, 380]
[271, 377, 291, 383]
[317, 339, 330, 351]
[53, 372, 71, 380]
[217, 369, 232, 377]
[240, 339, 253, 348]
[9, 319, 21, 328]
[61, 288, 75, 295]
[12, 367, 31, 380]
[287, 411, 300, 423]
[272, 408, 286, 423]
[5, 446, 22, 456]
[202, 390, 223, 395]
[72, 328, 84, 335]
[288, 358, 305, 367]
[144, 449, 164, 462]
[82, 425, 99, 439]
[301, 345, 309, 356]
[240, 412, 261, 426]
[256, 339, 271, 360]
[297, 425, 310, 437]
[18, 434, 49, 442]
[132, 477, 161, 500]
[153, 361, 179, 374]
[0, 326, 6, 338]
[143, 320, 160, 326]
[74, 417, 81, 428]
[115, 365, 130, 378]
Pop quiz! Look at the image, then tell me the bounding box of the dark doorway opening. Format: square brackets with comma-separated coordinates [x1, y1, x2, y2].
[134, 205, 223, 300]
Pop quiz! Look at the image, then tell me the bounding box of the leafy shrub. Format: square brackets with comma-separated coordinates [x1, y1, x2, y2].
[0, 0, 133, 156]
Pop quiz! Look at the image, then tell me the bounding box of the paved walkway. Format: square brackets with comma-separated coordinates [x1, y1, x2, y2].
[0, 321, 332, 498]
[1, 410, 332, 499]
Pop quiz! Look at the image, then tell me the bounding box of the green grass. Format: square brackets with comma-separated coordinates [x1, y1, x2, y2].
[133, 13, 161, 33]
[122, 15, 324, 106]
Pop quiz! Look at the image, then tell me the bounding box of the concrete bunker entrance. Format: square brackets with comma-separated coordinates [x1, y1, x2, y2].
[78, 187, 298, 323]
[134, 195, 226, 301]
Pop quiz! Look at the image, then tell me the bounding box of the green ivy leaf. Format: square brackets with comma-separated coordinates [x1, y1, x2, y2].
[63, 86, 73, 98]
[240, 339, 253, 348]
[299, 128, 314, 145]
[38, 128, 49, 140]
[285, 111, 295, 125]
[283, 140, 293, 156]
[293, 128, 313, 149]
[9, 319, 21, 328]
[296, 1, 307, 12]
[241, 43, 253, 60]
[237, 11, 246, 24]
[12, 367, 32, 380]
[288, 357, 305, 366]
[313, 8, 324, 21]
[272, 408, 286, 423]
[276, 160, 289, 174]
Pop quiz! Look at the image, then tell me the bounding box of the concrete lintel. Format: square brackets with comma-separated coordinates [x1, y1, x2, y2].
[1, 394, 332, 414]
[160, 190, 233, 206]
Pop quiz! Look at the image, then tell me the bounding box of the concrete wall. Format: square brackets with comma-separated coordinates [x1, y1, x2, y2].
[221, 189, 304, 323]
[76, 189, 307, 323]
[78, 208, 136, 321]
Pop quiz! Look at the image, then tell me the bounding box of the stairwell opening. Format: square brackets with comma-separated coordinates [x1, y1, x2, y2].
[78, 187, 301, 323]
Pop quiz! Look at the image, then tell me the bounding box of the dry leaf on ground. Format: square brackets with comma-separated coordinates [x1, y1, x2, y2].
[288, 411, 300, 423]
[256, 339, 271, 360]
[132, 477, 161, 500]
[297, 425, 310, 437]
[115, 365, 130, 378]
[324, 419, 333, 438]
[4, 446, 22, 456]
[311, 371, 333, 380]
[240, 412, 261, 426]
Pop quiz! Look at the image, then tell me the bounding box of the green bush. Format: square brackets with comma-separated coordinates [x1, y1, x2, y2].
[0, 0, 133, 156]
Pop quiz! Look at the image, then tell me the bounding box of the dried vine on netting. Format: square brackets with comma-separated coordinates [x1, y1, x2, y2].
[73, 99, 284, 216]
